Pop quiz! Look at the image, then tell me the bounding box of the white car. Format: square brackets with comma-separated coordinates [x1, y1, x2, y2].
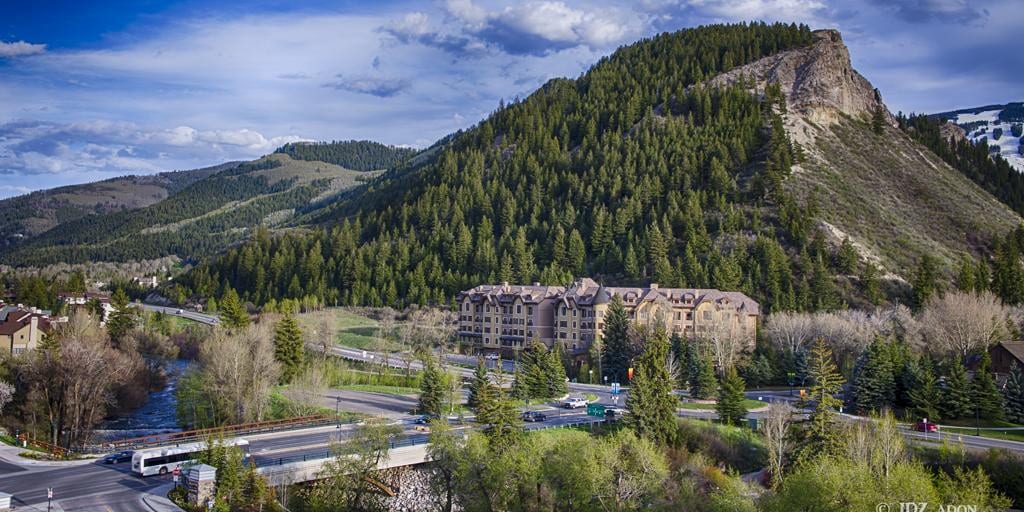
[563, 397, 588, 409]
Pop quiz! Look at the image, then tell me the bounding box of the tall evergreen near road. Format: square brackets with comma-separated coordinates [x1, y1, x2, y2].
[687, 341, 717, 400]
[273, 312, 305, 384]
[601, 295, 632, 385]
[219, 287, 250, 330]
[716, 367, 748, 425]
[1004, 362, 1024, 423]
[802, 339, 844, 456]
[970, 351, 1004, 421]
[106, 287, 137, 347]
[940, 358, 971, 420]
[467, 358, 490, 410]
[626, 325, 679, 445]
[907, 358, 942, 422]
[851, 337, 896, 414]
[419, 360, 448, 418]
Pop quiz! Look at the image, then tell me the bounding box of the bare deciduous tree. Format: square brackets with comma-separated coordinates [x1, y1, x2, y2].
[762, 401, 793, 489]
[918, 291, 1010, 358]
[201, 322, 280, 424]
[764, 312, 816, 354]
[0, 380, 14, 416]
[703, 320, 745, 373]
[281, 366, 328, 417]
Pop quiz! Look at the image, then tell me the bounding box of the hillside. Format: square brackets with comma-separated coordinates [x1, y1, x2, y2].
[933, 102, 1024, 172]
[274, 140, 417, 171]
[0, 153, 380, 266]
[705, 29, 1021, 277]
[0, 162, 231, 246]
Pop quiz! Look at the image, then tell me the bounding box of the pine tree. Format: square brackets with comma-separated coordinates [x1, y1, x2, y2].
[940, 358, 971, 420]
[1003, 362, 1024, 423]
[419, 360, 448, 418]
[686, 339, 717, 400]
[851, 337, 896, 414]
[273, 312, 304, 384]
[515, 339, 553, 400]
[544, 343, 569, 397]
[219, 287, 250, 329]
[970, 351, 1004, 421]
[834, 237, 858, 274]
[625, 324, 679, 445]
[467, 357, 490, 410]
[804, 339, 844, 453]
[106, 287, 137, 346]
[716, 367, 748, 425]
[907, 358, 942, 422]
[601, 295, 632, 384]
[872, 104, 886, 135]
[860, 262, 882, 306]
[476, 383, 522, 449]
[956, 257, 977, 292]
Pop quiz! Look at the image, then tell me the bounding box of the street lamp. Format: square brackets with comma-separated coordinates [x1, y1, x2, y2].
[335, 396, 342, 428]
[589, 369, 593, 384]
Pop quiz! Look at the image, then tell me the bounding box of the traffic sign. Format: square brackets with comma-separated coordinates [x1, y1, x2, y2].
[173, 467, 181, 477]
[47, 488, 53, 499]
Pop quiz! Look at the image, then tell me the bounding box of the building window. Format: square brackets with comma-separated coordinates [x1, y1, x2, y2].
[572, 321, 577, 328]
[561, 306, 566, 315]
[686, 312, 693, 321]
[703, 311, 713, 321]
[572, 309, 577, 317]
[516, 305, 522, 314]
[528, 306, 534, 315]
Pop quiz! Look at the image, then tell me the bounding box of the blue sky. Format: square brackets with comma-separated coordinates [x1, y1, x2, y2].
[1, 0, 1021, 198]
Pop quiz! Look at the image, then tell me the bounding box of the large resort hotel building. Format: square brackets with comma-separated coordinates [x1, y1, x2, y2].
[456, 277, 760, 357]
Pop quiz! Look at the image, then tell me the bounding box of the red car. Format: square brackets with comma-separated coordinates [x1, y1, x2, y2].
[913, 421, 938, 433]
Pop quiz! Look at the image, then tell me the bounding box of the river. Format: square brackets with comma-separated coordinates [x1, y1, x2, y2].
[94, 359, 192, 441]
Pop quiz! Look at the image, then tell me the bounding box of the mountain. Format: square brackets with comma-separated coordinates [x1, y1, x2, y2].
[274, 140, 417, 171]
[0, 153, 381, 266]
[177, 22, 1019, 313]
[0, 162, 232, 246]
[932, 102, 1024, 172]
[705, 30, 1020, 277]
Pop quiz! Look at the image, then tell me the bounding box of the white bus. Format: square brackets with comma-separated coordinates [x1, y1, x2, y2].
[131, 438, 250, 476]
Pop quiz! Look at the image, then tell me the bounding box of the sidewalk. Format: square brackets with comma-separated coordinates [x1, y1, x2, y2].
[140, 483, 185, 512]
[0, 443, 97, 469]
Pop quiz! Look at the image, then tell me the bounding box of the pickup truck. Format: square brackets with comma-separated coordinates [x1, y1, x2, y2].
[563, 397, 588, 409]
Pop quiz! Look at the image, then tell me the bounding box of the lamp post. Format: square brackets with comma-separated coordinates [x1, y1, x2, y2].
[335, 396, 341, 428]
[588, 369, 593, 384]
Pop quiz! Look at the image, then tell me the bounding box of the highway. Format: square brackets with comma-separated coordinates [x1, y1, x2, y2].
[136, 302, 220, 326]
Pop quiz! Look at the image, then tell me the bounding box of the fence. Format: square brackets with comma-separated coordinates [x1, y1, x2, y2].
[92, 414, 338, 452]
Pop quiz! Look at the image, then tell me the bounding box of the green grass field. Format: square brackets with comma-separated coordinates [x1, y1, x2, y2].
[940, 427, 1024, 443]
[678, 399, 766, 411]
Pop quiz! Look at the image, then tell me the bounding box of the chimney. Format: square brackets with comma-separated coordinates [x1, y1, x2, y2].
[650, 283, 659, 289]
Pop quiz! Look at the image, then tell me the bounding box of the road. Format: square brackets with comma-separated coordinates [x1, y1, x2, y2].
[136, 302, 219, 326]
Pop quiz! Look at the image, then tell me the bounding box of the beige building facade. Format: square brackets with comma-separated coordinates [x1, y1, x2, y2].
[457, 278, 760, 356]
[0, 305, 54, 355]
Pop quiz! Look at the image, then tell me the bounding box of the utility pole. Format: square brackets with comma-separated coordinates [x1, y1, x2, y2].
[335, 396, 341, 428]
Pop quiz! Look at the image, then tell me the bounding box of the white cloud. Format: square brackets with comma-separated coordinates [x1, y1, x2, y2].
[0, 40, 46, 58]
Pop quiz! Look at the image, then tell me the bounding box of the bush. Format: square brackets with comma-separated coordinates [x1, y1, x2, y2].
[675, 419, 766, 473]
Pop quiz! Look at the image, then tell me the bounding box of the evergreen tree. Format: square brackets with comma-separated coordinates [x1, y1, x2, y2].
[970, 351, 1004, 421]
[860, 262, 882, 306]
[219, 287, 250, 329]
[834, 237, 858, 274]
[601, 295, 632, 384]
[912, 254, 939, 309]
[467, 357, 490, 410]
[544, 343, 569, 397]
[956, 257, 977, 292]
[1003, 362, 1024, 423]
[851, 337, 896, 414]
[273, 312, 304, 384]
[940, 358, 971, 420]
[803, 339, 845, 454]
[514, 339, 554, 400]
[419, 360, 448, 418]
[687, 340, 717, 400]
[872, 104, 886, 135]
[716, 367, 748, 425]
[907, 358, 942, 422]
[625, 325, 679, 445]
[475, 382, 522, 449]
[670, 332, 688, 388]
[106, 287, 137, 346]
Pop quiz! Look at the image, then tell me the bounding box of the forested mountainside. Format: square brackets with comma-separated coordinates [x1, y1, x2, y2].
[176, 23, 1022, 315]
[0, 162, 232, 246]
[181, 23, 861, 313]
[0, 154, 379, 266]
[274, 140, 417, 171]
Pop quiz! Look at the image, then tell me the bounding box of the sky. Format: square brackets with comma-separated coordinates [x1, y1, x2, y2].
[1, 0, 1021, 198]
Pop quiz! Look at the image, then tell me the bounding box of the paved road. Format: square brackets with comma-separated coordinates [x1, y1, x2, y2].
[137, 302, 219, 326]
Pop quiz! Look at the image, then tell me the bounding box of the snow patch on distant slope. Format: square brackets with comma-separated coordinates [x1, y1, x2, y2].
[952, 107, 1024, 172]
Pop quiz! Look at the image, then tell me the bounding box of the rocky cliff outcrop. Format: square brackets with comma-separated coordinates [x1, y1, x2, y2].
[706, 29, 894, 127]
